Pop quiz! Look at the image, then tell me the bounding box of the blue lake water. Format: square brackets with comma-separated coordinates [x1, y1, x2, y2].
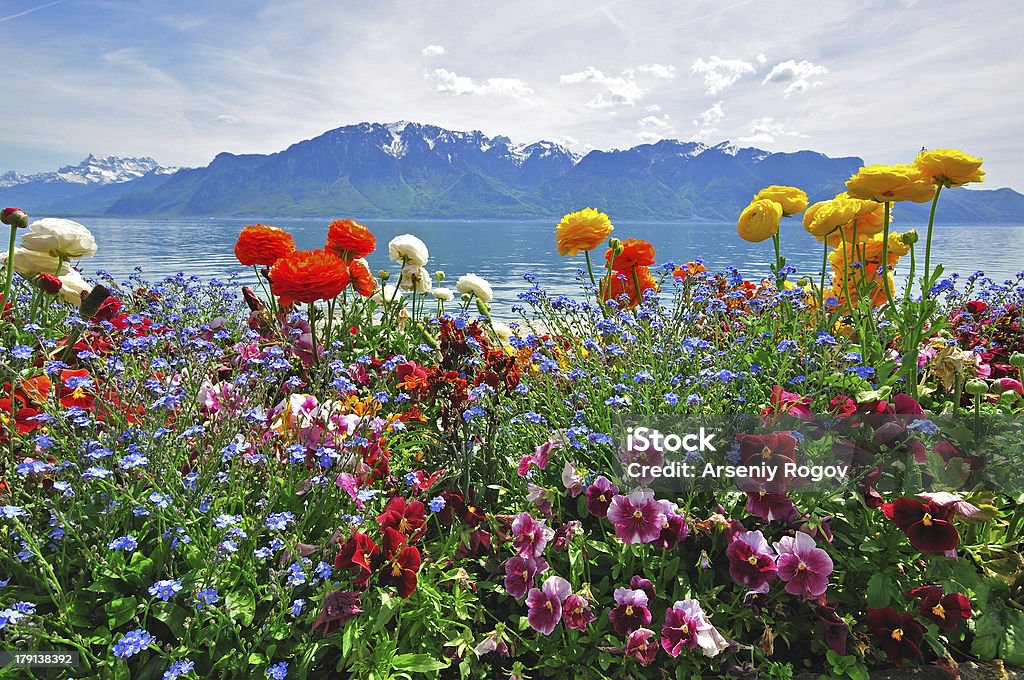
[74, 217, 1024, 317]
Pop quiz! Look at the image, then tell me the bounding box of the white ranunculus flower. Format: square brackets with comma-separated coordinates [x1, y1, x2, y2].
[21, 218, 98, 259]
[399, 265, 432, 293]
[431, 287, 454, 301]
[57, 268, 92, 304]
[0, 247, 71, 276]
[455, 273, 493, 303]
[388, 234, 429, 267]
[490, 321, 513, 342]
[371, 284, 405, 305]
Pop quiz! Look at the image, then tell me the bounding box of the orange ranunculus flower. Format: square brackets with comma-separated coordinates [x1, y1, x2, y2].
[270, 249, 351, 308]
[234, 224, 296, 267]
[753, 185, 808, 215]
[830, 263, 894, 309]
[602, 265, 657, 308]
[348, 258, 376, 297]
[555, 208, 614, 256]
[737, 199, 783, 242]
[913, 148, 984, 188]
[327, 219, 376, 260]
[829, 231, 910, 269]
[673, 261, 707, 280]
[845, 164, 935, 203]
[606, 238, 655, 271]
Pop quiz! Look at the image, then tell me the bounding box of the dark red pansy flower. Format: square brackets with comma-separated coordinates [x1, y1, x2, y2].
[333, 532, 380, 588]
[816, 601, 848, 655]
[866, 607, 925, 667]
[907, 586, 972, 630]
[882, 497, 959, 553]
[378, 527, 421, 598]
[311, 590, 363, 636]
[377, 496, 426, 540]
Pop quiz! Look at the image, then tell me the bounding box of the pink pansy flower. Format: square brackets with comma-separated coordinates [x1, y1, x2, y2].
[511, 513, 554, 558]
[773, 531, 833, 598]
[606, 488, 667, 544]
[527, 483, 553, 517]
[526, 575, 571, 635]
[916, 492, 981, 519]
[608, 587, 652, 637]
[624, 628, 659, 666]
[726, 530, 778, 594]
[561, 460, 586, 497]
[503, 555, 547, 600]
[562, 593, 596, 631]
[518, 437, 559, 477]
[617, 439, 665, 486]
[585, 475, 619, 518]
[661, 599, 729, 658]
[744, 489, 798, 523]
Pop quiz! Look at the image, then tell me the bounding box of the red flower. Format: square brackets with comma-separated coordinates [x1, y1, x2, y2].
[377, 497, 426, 540]
[348, 258, 376, 297]
[737, 432, 798, 489]
[333, 532, 380, 588]
[326, 219, 376, 260]
[234, 224, 296, 267]
[605, 238, 656, 271]
[882, 497, 959, 553]
[311, 590, 363, 636]
[35, 273, 63, 295]
[378, 527, 421, 597]
[866, 607, 925, 667]
[58, 369, 96, 410]
[270, 249, 351, 308]
[601, 266, 657, 309]
[907, 586, 971, 630]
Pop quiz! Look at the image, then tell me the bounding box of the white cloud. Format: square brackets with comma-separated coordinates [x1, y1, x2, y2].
[756, 52, 768, 64]
[737, 117, 807, 145]
[639, 114, 672, 129]
[762, 59, 828, 95]
[421, 44, 445, 57]
[637, 63, 675, 79]
[428, 68, 534, 98]
[690, 56, 755, 95]
[645, 104, 662, 112]
[689, 102, 724, 143]
[636, 113, 675, 143]
[217, 114, 239, 124]
[561, 64, 675, 109]
[693, 101, 725, 128]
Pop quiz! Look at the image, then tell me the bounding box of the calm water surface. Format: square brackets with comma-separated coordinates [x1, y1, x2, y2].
[77, 217, 1024, 316]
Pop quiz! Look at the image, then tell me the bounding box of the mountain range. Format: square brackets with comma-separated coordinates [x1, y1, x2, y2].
[2, 123, 1021, 223]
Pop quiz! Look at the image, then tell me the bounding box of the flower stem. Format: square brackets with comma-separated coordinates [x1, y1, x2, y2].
[2, 224, 17, 313]
[922, 184, 943, 294]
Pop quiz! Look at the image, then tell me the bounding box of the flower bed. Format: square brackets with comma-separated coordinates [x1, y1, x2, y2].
[0, 149, 1023, 679]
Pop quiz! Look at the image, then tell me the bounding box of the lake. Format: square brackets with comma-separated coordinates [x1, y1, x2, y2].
[73, 217, 1024, 317]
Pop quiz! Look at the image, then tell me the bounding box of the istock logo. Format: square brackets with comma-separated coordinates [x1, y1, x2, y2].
[625, 426, 719, 453]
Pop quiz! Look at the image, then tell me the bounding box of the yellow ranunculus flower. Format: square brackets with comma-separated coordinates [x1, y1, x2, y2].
[914, 148, 984, 188]
[829, 231, 909, 269]
[803, 198, 858, 240]
[845, 164, 935, 203]
[555, 208, 614, 256]
[823, 195, 887, 247]
[753, 185, 808, 215]
[830, 264, 895, 309]
[737, 199, 783, 242]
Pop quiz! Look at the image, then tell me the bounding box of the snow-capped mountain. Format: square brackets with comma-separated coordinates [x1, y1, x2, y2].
[3, 123, 1022, 222]
[0, 154, 177, 188]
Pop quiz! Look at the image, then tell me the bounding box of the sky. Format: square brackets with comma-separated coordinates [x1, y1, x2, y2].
[2, 0, 1022, 189]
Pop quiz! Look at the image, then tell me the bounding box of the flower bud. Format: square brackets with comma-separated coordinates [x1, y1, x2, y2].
[608, 237, 623, 256]
[901, 230, 919, 246]
[475, 299, 491, 318]
[964, 378, 988, 396]
[35, 273, 63, 295]
[1010, 352, 1024, 369]
[377, 269, 390, 281]
[434, 270, 445, 282]
[0, 208, 29, 229]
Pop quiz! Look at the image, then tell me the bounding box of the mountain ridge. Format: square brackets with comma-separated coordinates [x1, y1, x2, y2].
[2, 123, 1021, 224]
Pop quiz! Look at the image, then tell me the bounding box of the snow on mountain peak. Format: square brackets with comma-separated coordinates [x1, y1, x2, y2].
[3, 155, 177, 187]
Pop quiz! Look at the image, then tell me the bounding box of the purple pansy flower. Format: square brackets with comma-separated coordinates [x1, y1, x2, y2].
[774, 531, 833, 598]
[511, 513, 554, 558]
[608, 587, 652, 637]
[606, 488, 666, 544]
[526, 575, 571, 635]
[725, 530, 778, 594]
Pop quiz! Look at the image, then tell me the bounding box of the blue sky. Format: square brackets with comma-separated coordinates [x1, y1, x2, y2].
[3, 0, 1022, 189]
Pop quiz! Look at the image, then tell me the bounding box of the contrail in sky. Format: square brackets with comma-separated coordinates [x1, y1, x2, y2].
[0, 0, 65, 25]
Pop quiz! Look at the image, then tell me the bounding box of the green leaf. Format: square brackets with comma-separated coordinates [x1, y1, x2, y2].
[104, 596, 138, 629]
[391, 653, 450, 672]
[1000, 610, 1024, 666]
[865, 573, 894, 608]
[226, 587, 256, 627]
[151, 602, 189, 639]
